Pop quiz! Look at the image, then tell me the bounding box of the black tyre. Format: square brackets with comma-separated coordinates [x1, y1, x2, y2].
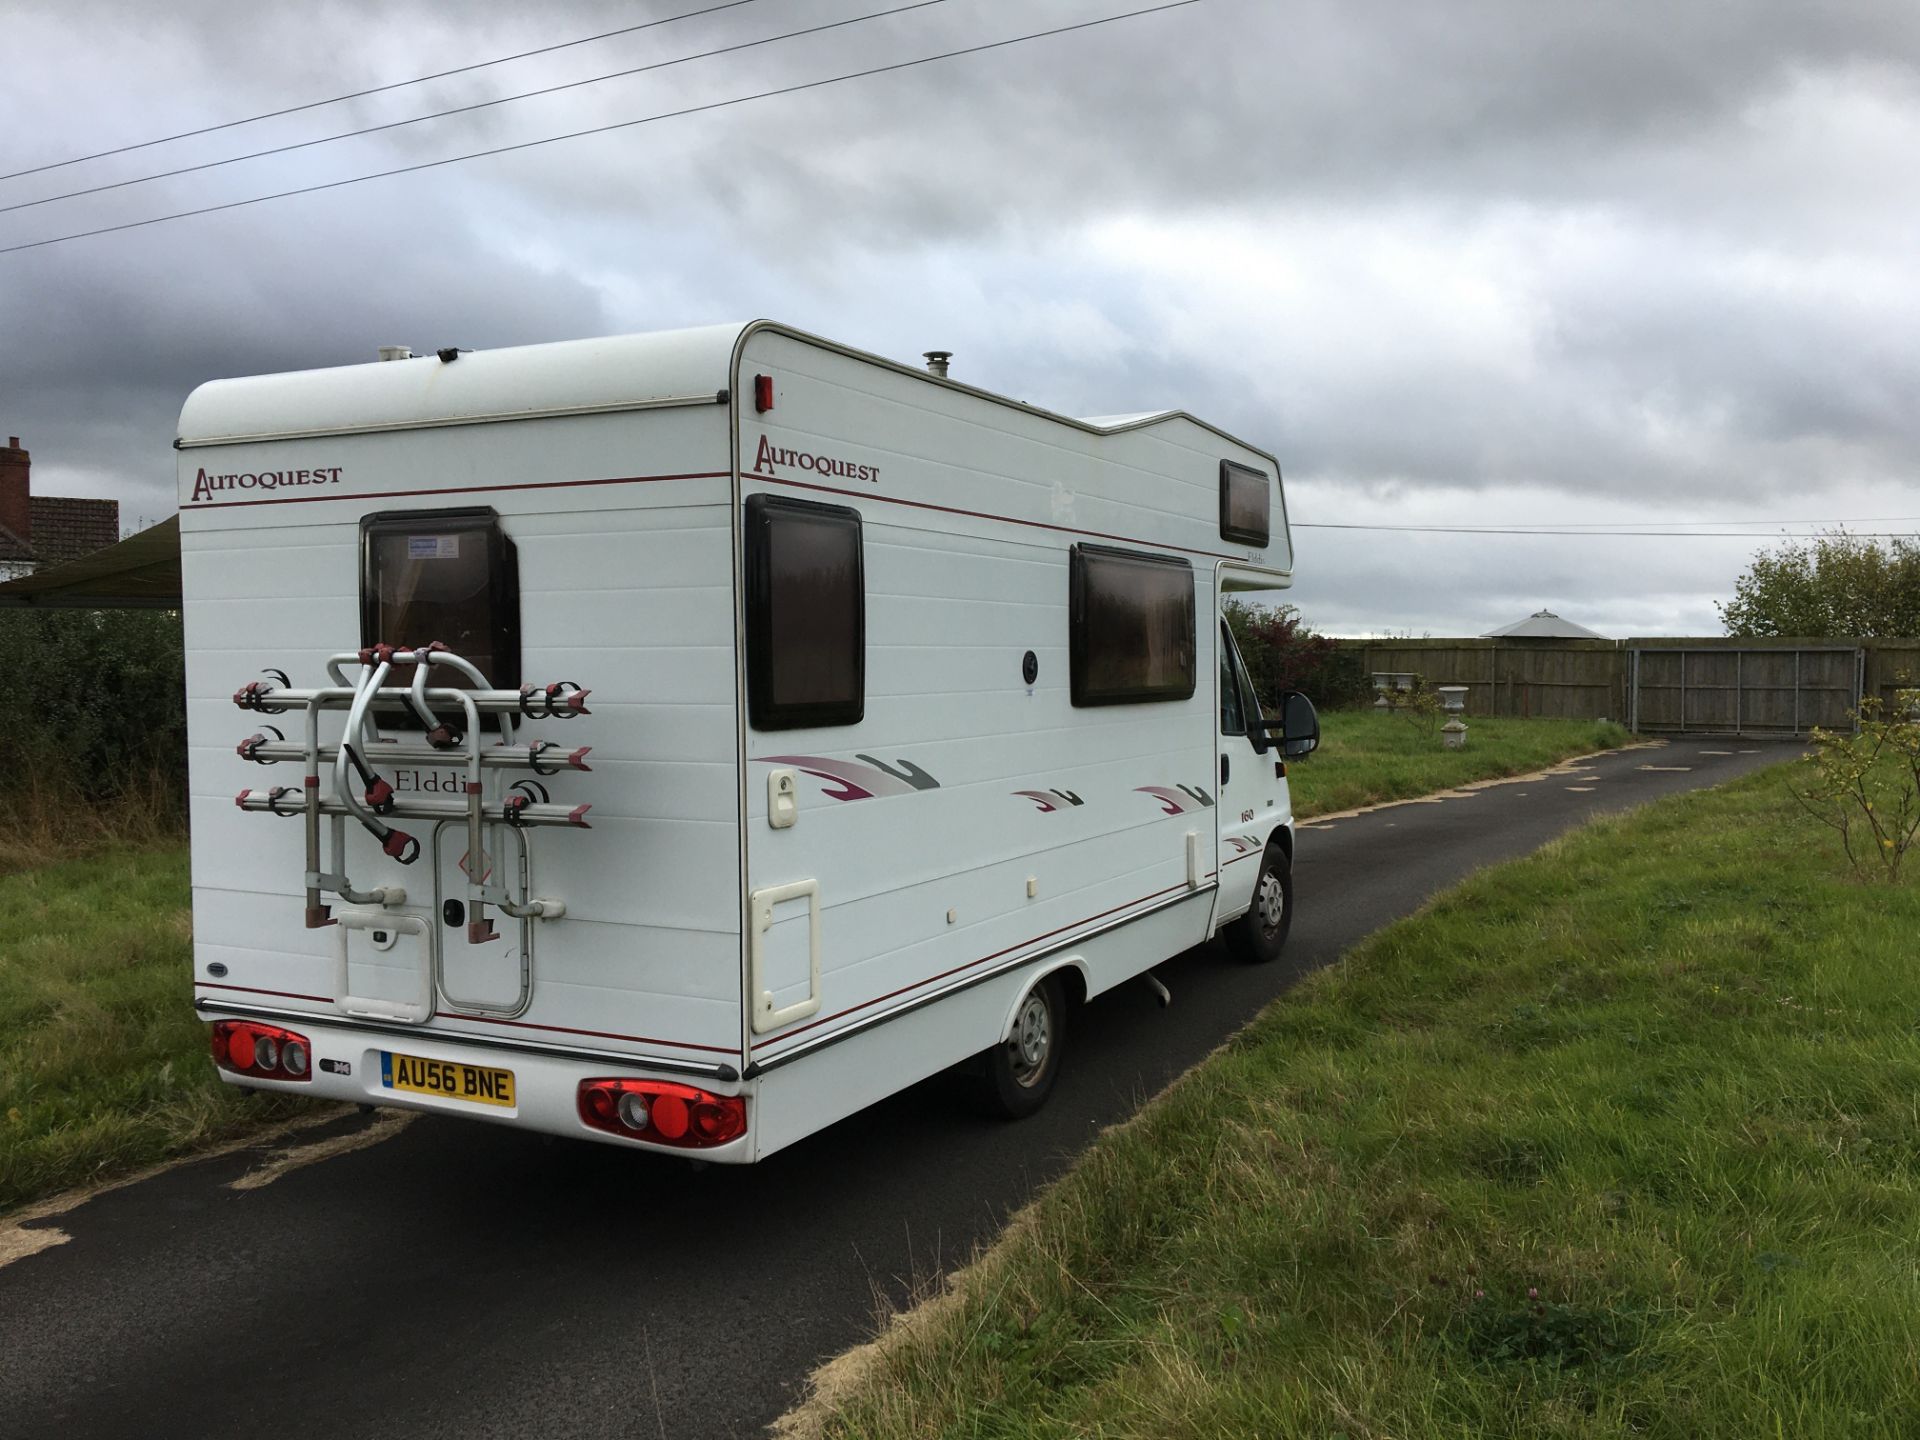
[1226, 842, 1293, 963]
[980, 974, 1067, 1119]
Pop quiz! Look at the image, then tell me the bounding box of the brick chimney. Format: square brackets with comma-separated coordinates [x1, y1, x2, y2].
[0, 436, 28, 547]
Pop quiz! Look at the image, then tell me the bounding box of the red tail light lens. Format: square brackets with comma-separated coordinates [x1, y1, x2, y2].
[210, 1020, 314, 1083]
[577, 1078, 746, 1149]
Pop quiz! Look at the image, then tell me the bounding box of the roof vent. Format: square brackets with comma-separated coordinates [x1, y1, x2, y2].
[377, 345, 412, 363]
[923, 350, 952, 379]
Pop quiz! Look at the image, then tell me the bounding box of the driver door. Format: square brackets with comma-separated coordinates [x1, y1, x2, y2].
[1215, 620, 1275, 925]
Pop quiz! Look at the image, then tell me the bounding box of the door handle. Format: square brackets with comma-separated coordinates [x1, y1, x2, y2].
[1220, 753, 1230, 785]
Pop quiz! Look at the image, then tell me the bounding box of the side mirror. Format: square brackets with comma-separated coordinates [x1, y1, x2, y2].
[1279, 690, 1319, 757]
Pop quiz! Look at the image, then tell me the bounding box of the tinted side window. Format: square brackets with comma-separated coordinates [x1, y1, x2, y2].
[1220, 460, 1271, 547]
[745, 493, 864, 729]
[1069, 544, 1195, 706]
[360, 506, 520, 697]
[1220, 622, 1246, 735]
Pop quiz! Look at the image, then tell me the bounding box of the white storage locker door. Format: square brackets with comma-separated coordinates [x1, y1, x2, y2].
[748, 878, 821, 1034]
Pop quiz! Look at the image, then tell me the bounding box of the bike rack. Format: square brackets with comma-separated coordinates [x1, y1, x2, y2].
[231, 644, 593, 1021]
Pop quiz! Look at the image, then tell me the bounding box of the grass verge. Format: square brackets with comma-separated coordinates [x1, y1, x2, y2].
[787, 762, 1920, 1439]
[0, 845, 311, 1213]
[1288, 711, 1633, 819]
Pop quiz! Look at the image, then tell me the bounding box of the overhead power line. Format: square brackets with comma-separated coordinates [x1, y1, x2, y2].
[0, 1, 1201, 257]
[1290, 522, 1920, 539]
[0, 0, 769, 183]
[1298, 514, 1920, 532]
[0, 0, 953, 218]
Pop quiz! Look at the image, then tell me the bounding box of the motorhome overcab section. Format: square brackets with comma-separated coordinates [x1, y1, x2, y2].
[180, 321, 1317, 1163]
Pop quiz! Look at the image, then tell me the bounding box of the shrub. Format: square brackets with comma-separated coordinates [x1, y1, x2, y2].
[1792, 689, 1920, 882]
[1223, 599, 1370, 711]
[0, 609, 186, 855]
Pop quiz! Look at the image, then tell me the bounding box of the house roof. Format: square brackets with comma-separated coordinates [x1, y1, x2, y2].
[0, 521, 29, 562]
[28, 496, 120, 566]
[1481, 608, 1611, 640]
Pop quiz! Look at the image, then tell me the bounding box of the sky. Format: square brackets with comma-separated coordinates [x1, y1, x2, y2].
[3, 0, 1916, 636]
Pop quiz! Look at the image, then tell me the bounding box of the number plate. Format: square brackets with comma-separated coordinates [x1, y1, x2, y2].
[380, 1051, 516, 1108]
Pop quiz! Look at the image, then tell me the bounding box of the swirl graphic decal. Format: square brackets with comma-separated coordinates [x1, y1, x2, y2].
[1135, 784, 1215, 816]
[756, 755, 940, 803]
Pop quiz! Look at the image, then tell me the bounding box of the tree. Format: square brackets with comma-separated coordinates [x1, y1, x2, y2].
[1719, 531, 1920, 638]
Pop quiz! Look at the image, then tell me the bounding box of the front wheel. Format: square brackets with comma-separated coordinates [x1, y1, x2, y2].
[1226, 843, 1293, 963]
[979, 974, 1067, 1119]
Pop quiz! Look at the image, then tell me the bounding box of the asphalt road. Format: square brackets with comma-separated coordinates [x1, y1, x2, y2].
[0, 737, 1795, 1440]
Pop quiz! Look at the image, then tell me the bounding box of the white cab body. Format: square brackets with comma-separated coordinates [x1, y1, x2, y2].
[179, 321, 1294, 1161]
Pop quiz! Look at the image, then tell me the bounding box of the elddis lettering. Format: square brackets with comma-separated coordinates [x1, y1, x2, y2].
[393, 769, 462, 794]
[191, 466, 343, 502]
[752, 434, 879, 484]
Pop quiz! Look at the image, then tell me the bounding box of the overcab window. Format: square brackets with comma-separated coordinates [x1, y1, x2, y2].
[360, 506, 520, 695]
[1219, 460, 1271, 547]
[745, 493, 865, 729]
[1069, 544, 1196, 706]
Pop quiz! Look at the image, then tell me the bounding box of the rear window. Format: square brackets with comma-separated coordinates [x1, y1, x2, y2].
[360, 507, 519, 695]
[1069, 544, 1196, 706]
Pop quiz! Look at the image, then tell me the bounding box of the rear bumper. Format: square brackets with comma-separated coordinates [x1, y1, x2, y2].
[200, 1004, 754, 1162]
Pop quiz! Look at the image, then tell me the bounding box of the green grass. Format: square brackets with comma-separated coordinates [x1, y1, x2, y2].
[1288, 711, 1633, 819]
[793, 764, 1920, 1439]
[0, 845, 311, 1212]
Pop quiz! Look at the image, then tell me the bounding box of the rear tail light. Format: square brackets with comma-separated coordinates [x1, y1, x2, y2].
[578, 1078, 746, 1149]
[211, 1020, 314, 1083]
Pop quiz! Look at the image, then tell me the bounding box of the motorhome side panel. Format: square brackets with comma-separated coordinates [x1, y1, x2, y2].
[181, 403, 745, 1065]
[730, 330, 1280, 1152]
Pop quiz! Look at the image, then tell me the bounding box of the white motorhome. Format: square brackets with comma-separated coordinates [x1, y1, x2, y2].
[181, 322, 1317, 1161]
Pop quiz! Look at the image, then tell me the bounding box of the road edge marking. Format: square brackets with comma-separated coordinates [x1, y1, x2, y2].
[0, 1104, 353, 1273]
[228, 1109, 417, 1192]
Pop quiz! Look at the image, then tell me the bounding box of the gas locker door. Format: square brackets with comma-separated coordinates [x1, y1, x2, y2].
[1214, 621, 1273, 925]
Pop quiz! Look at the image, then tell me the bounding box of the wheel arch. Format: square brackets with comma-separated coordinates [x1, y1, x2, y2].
[998, 958, 1087, 1043]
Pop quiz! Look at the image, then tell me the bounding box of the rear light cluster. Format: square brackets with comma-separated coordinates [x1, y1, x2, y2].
[578, 1078, 746, 1149]
[210, 1020, 313, 1082]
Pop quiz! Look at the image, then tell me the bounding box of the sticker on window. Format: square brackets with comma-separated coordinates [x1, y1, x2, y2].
[407, 535, 461, 560]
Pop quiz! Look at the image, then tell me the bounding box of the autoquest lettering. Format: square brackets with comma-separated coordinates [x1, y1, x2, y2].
[752, 435, 879, 484]
[191, 465, 343, 502]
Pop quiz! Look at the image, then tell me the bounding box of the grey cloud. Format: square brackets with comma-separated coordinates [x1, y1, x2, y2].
[4, 0, 1918, 634]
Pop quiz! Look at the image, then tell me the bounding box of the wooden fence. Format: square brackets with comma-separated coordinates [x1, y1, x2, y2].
[1335, 638, 1626, 721]
[1334, 636, 1920, 731]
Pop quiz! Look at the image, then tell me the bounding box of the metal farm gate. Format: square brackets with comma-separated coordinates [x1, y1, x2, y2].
[1629, 646, 1863, 735]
